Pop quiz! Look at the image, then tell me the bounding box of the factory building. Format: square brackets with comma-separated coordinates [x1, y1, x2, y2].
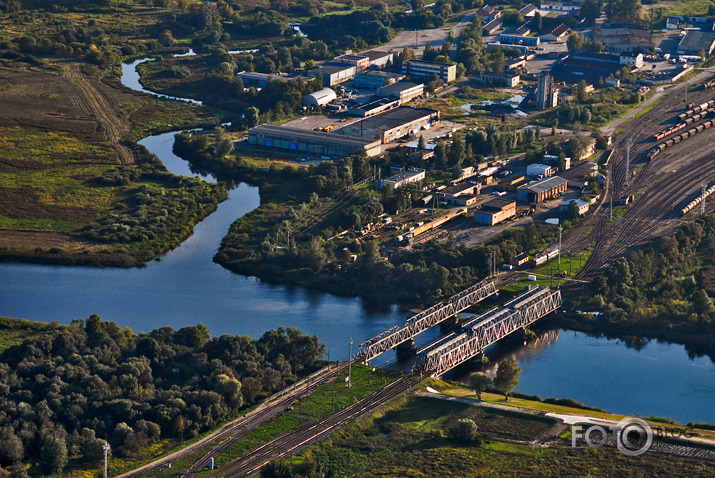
[536, 74, 558, 109]
[677, 31, 715, 55]
[477, 5, 501, 22]
[360, 50, 394, 69]
[560, 199, 590, 215]
[342, 107, 440, 144]
[439, 182, 480, 206]
[541, 23, 570, 42]
[377, 168, 426, 190]
[353, 71, 404, 89]
[477, 72, 521, 87]
[402, 60, 457, 82]
[248, 124, 382, 158]
[475, 199, 517, 225]
[483, 18, 503, 35]
[308, 64, 356, 86]
[302, 88, 337, 107]
[498, 34, 540, 46]
[237, 71, 300, 89]
[517, 176, 568, 203]
[377, 81, 424, 104]
[347, 98, 400, 117]
[330, 54, 370, 71]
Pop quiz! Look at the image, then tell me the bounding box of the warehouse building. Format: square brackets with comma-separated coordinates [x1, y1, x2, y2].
[483, 18, 503, 35]
[347, 98, 400, 117]
[498, 34, 540, 46]
[477, 72, 520, 87]
[592, 24, 651, 53]
[308, 64, 356, 86]
[402, 60, 457, 82]
[560, 199, 590, 215]
[248, 124, 382, 158]
[517, 176, 568, 203]
[330, 54, 370, 71]
[302, 88, 337, 107]
[439, 182, 480, 206]
[477, 5, 501, 22]
[237, 71, 301, 89]
[677, 31, 715, 55]
[527, 163, 555, 178]
[377, 81, 424, 103]
[475, 199, 517, 225]
[342, 107, 440, 144]
[377, 168, 426, 189]
[354, 71, 405, 89]
[541, 23, 570, 42]
[360, 50, 394, 69]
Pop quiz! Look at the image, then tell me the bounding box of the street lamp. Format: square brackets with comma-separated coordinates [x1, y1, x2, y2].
[348, 337, 353, 389]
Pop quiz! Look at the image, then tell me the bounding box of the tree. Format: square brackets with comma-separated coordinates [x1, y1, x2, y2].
[467, 372, 491, 400]
[418, 134, 425, 150]
[576, 80, 588, 103]
[533, 12, 542, 31]
[494, 358, 521, 399]
[244, 106, 260, 128]
[0, 430, 23, 463]
[39, 435, 68, 475]
[580, 0, 602, 25]
[450, 418, 481, 444]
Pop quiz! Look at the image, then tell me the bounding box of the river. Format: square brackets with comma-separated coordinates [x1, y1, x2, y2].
[0, 57, 713, 424]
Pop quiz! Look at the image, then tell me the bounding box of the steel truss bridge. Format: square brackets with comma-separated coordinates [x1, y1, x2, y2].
[413, 286, 563, 377]
[355, 279, 498, 363]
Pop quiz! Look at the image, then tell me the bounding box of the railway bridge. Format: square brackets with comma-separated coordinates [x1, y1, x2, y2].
[413, 286, 562, 377]
[355, 279, 498, 363]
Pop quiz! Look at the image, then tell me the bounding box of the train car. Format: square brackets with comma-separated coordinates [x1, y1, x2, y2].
[546, 249, 559, 260]
[533, 254, 547, 266]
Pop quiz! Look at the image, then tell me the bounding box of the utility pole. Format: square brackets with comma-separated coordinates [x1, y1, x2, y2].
[103, 442, 110, 478]
[348, 337, 353, 388]
[702, 183, 708, 215]
[557, 225, 563, 288]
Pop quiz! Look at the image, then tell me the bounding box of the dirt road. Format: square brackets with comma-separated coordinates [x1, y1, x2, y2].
[374, 11, 476, 56]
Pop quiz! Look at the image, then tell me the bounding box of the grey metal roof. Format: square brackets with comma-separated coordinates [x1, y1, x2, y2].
[249, 124, 379, 147]
[523, 176, 568, 194]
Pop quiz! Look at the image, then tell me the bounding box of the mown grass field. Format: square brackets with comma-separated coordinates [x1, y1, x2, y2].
[296, 393, 715, 477]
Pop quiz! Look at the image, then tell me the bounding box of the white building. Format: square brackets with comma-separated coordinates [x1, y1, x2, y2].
[402, 60, 457, 82]
[377, 168, 426, 190]
[527, 163, 555, 178]
[302, 88, 338, 107]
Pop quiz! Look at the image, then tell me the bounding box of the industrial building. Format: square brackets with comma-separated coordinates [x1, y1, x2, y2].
[512, 253, 530, 266]
[560, 199, 590, 215]
[248, 124, 382, 158]
[527, 163, 555, 178]
[353, 71, 404, 89]
[237, 71, 300, 89]
[518, 4, 538, 17]
[477, 5, 501, 22]
[677, 31, 715, 55]
[377, 168, 425, 189]
[347, 98, 400, 117]
[517, 176, 568, 203]
[592, 24, 651, 53]
[498, 34, 540, 46]
[477, 72, 520, 87]
[439, 182, 480, 206]
[402, 60, 457, 82]
[483, 18, 503, 35]
[360, 50, 394, 69]
[541, 23, 570, 42]
[536, 74, 558, 109]
[475, 199, 517, 225]
[330, 54, 370, 71]
[302, 88, 337, 107]
[377, 81, 424, 103]
[308, 64, 356, 86]
[551, 52, 634, 83]
[342, 107, 440, 144]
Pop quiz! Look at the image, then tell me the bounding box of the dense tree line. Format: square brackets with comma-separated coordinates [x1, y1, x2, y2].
[579, 217, 715, 358]
[0, 317, 325, 474]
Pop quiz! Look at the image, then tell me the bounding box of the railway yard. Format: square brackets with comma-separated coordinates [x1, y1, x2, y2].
[115, 72, 715, 477]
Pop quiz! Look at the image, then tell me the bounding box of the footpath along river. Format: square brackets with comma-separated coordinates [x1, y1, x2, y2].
[0, 56, 712, 424]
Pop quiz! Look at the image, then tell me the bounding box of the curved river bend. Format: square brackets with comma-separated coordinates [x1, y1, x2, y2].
[0, 57, 712, 424]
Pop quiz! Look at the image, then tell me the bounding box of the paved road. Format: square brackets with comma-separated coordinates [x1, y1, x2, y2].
[374, 11, 476, 57]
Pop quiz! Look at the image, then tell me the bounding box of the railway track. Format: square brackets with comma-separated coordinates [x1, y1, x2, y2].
[218, 374, 421, 478]
[117, 364, 349, 478]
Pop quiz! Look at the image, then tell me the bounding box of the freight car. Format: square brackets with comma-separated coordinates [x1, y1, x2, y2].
[681, 184, 715, 215]
[647, 119, 714, 161]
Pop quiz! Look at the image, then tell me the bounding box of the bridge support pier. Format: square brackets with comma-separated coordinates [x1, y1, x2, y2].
[396, 338, 416, 357]
[439, 315, 459, 333]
